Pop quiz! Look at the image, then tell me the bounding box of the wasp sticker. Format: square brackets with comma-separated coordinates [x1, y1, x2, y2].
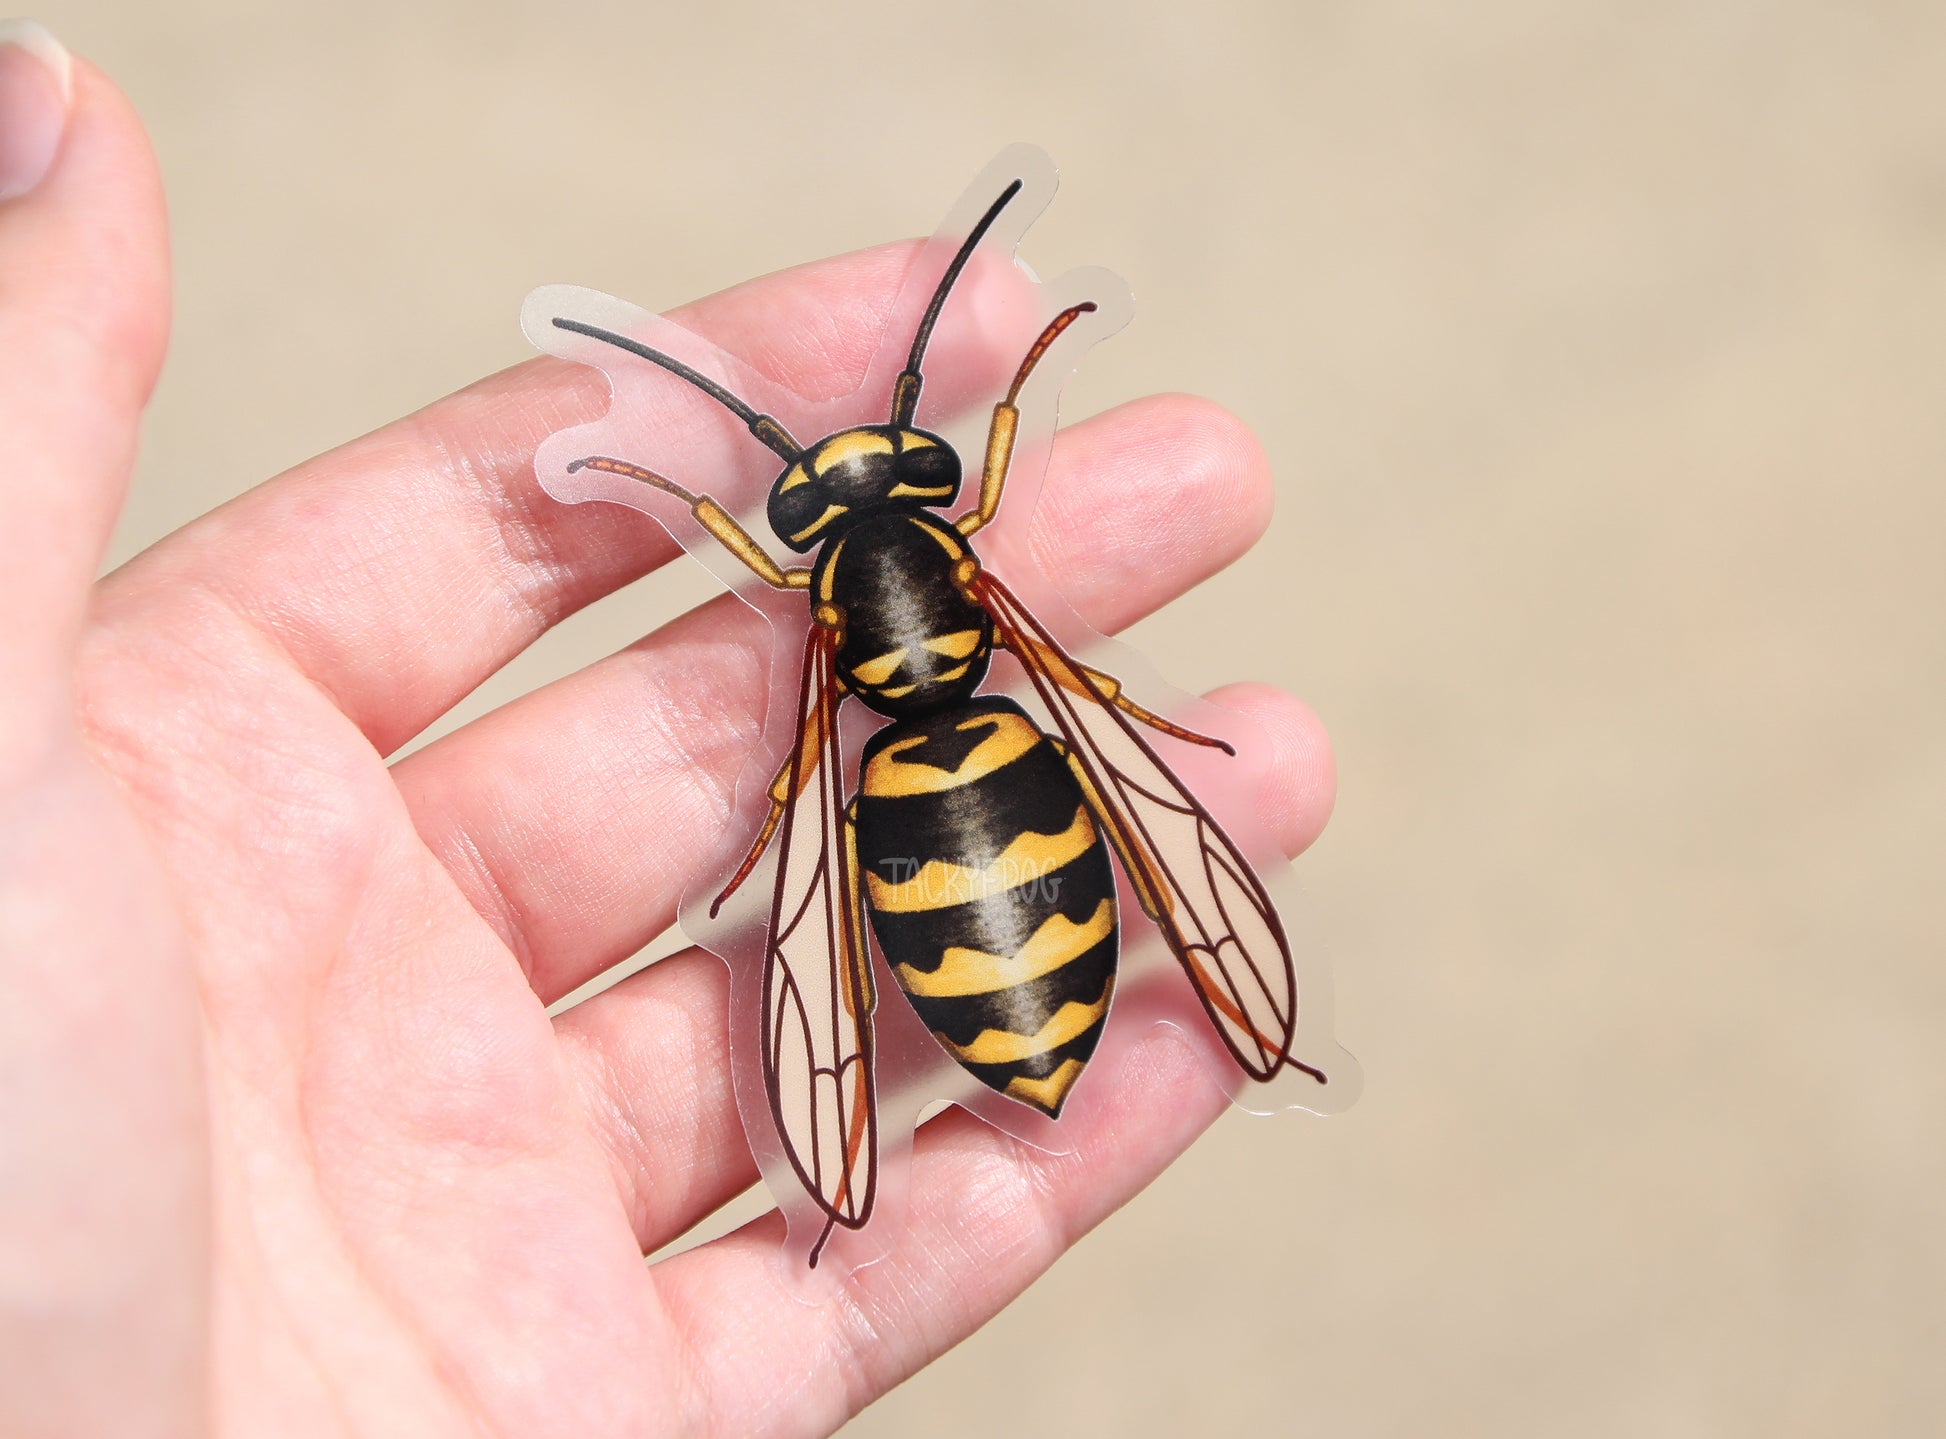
[526, 145, 1357, 1272]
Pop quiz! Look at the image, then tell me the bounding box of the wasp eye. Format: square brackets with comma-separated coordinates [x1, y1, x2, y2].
[891, 442, 961, 502]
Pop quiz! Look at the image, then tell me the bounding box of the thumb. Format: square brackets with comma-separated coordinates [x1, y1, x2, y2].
[0, 32, 205, 1436]
[0, 23, 169, 729]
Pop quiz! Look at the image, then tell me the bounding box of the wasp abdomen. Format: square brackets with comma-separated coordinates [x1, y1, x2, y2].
[855, 696, 1119, 1116]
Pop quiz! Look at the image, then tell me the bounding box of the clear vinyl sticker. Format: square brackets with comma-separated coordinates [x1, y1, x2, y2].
[523, 145, 1358, 1275]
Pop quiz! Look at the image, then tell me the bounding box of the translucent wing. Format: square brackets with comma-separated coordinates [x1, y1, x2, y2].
[758, 627, 879, 1262]
[978, 575, 1321, 1084]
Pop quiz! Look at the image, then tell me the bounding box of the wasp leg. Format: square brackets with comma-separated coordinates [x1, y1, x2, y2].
[811, 805, 878, 1271]
[1048, 738, 1171, 921]
[709, 762, 789, 915]
[957, 303, 1099, 538]
[710, 698, 831, 916]
[567, 455, 812, 590]
[841, 800, 876, 1015]
[999, 630, 1235, 754]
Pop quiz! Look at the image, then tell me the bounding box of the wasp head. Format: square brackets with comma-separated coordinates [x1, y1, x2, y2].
[766, 425, 962, 552]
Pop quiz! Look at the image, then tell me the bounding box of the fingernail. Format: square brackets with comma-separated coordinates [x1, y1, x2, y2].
[0, 20, 71, 203]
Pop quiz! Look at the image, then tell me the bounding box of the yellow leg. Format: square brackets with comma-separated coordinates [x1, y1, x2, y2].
[568, 456, 811, 590]
[957, 303, 1098, 538]
[1050, 739, 1170, 922]
[1093, 674, 1233, 753]
[709, 778, 787, 917]
[841, 802, 875, 1016]
[1001, 629, 1234, 753]
[709, 706, 827, 915]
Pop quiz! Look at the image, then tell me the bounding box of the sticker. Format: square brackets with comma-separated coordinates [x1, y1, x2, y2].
[525, 145, 1358, 1274]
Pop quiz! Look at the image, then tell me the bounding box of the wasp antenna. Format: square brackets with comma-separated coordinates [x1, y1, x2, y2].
[1003, 301, 1098, 406]
[551, 317, 801, 460]
[890, 178, 1026, 427]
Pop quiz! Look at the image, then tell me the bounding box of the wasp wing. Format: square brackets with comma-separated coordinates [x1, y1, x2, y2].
[978, 575, 1317, 1083]
[759, 627, 879, 1257]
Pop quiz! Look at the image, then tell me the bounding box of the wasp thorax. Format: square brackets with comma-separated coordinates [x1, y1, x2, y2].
[767, 425, 962, 552]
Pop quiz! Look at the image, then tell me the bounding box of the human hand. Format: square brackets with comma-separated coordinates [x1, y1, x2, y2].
[0, 34, 1334, 1438]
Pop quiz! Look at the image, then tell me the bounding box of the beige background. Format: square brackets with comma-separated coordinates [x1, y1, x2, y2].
[44, 0, 1945, 1433]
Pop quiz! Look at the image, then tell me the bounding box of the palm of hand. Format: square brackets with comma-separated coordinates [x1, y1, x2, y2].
[75, 558, 671, 1435]
[3, 58, 1331, 1439]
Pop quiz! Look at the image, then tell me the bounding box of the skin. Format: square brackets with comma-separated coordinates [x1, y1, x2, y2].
[0, 57, 1335, 1439]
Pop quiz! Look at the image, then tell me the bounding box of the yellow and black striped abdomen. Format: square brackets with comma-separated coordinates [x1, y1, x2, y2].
[855, 696, 1119, 1116]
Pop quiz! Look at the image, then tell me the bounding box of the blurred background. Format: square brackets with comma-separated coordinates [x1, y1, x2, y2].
[48, 0, 1944, 1433]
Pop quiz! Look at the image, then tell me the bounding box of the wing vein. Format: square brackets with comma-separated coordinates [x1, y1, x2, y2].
[976, 574, 1316, 1084]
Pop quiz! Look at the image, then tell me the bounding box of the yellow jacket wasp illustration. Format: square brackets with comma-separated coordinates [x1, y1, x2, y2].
[527, 149, 1347, 1268]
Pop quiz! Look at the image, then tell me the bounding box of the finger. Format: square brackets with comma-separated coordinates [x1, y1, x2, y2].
[660, 1038, 1228, 1437]
[395, 394, 1273, 1001]
[635, 685, 1331, 1437]
[553, 683, 1332, 1258]
[0, 39, 168, 725]
[93, 242, 1023, 756]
